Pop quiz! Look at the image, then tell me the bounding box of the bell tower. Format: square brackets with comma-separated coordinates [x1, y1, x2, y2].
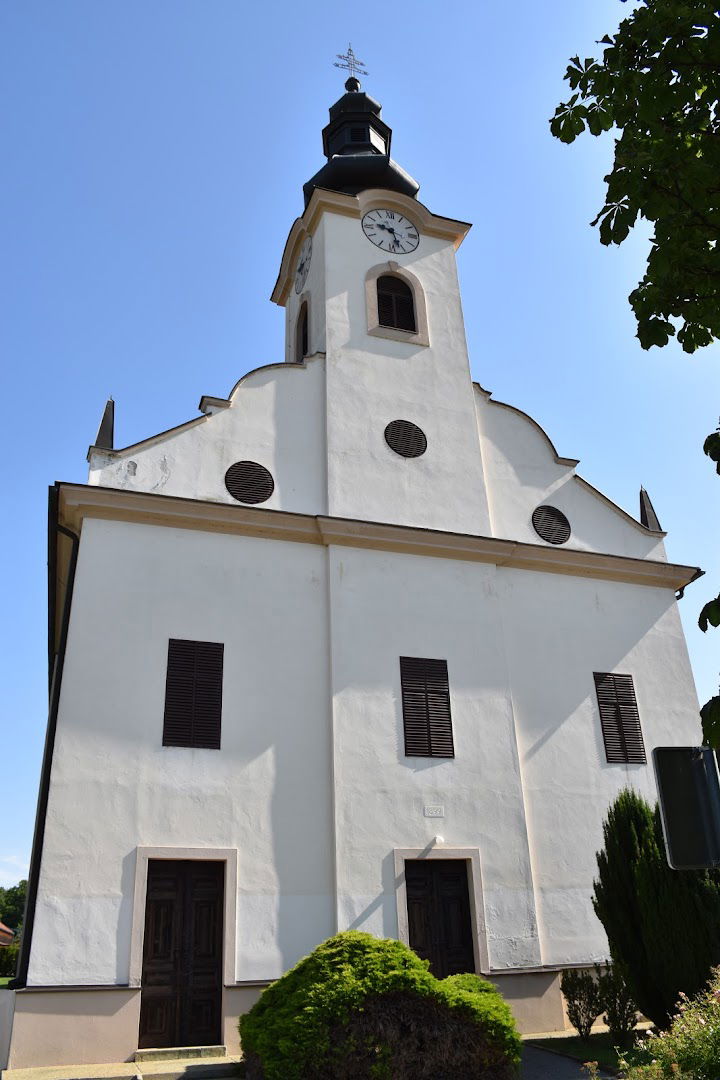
[273, 71, 492, 536]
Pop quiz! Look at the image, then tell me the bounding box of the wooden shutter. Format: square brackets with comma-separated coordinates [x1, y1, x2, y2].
[400, 657, 454, 758]
[593, 672, 646, 764]
[377, 275, 417, 332]
[163, 639, 224, 749]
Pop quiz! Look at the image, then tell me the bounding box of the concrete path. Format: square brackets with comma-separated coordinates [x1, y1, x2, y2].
[522, 1045, 615, 1079]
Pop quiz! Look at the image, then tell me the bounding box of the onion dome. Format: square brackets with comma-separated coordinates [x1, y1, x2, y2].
[303, 77, 419, 207]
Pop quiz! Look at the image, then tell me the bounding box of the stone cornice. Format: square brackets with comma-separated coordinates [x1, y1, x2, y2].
[57, 483, 701, 592]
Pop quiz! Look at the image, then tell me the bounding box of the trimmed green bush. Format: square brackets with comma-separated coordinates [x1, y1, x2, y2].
[619, 967, 720, 1079]
[593, 788, 720, 1028]
[239, 931, 521, 1080]
[441, 972, 498, 996]
[561, 967, 602, 1040]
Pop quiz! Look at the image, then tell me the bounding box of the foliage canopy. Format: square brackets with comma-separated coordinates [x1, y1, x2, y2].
[551, 0, 720, 353]
[0, 879, 26, 934]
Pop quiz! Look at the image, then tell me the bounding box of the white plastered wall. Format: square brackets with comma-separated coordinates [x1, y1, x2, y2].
[29, 518, 335, 985]
[327, 544, 541, 970]
[88, 355, 327, 516]
[319, 209, 492, 535]
[499, 568, 701, 964]
[476, 388, 666, 560]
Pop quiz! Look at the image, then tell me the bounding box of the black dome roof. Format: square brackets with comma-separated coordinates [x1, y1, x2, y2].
[303, 78, 419, 207]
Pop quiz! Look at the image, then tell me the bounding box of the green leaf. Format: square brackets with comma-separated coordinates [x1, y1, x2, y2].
[637, 317, 674, 350]
[698, 594, 720, 632]
[550, 102, 587, 144]
[703, 430, 720, 473]
[701, 695, 720, 750]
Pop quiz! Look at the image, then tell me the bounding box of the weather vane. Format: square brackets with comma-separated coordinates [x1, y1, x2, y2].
[334, 43, 368, 81]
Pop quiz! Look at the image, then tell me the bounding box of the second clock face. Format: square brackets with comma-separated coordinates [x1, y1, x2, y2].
[362, 209, 419, 254]
[294, 235, 312, 294]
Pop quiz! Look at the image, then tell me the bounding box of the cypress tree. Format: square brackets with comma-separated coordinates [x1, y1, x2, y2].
[592, 788, 720, 1028]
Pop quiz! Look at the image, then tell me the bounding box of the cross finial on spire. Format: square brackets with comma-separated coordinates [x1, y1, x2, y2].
[334, 43, 368, 83]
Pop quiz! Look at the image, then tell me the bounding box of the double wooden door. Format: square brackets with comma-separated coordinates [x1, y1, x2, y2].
[405, 859, 475, 978]
[139, 860, 224, 1049]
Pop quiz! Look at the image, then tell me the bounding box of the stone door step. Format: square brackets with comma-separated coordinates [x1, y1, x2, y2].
[135, 1048, 226, 1063]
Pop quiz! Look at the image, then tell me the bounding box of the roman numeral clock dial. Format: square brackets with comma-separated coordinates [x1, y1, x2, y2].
[361, 209, 419, 254]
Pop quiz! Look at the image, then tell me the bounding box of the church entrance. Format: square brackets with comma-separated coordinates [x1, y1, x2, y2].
[405, 859, 475, 978]
[139, 860, 224, 1049]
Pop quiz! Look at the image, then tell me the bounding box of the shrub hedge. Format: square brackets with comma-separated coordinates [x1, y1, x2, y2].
[593, 788, 720, 1028]
[619, 966, 720, 1079]
[239, 931, 521, 1080]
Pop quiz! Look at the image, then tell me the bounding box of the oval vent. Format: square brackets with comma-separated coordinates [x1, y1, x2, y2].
[384, 419, 427, 458]
[225, 461, 274, 504]
[532, 505, 571, 545]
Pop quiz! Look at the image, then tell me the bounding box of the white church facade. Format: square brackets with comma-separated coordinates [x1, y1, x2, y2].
[3, 75, 703, 1069]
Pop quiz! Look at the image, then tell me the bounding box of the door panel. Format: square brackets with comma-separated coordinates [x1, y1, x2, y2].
[139, 860, 224, 1049]
[405, 859, 475, 978]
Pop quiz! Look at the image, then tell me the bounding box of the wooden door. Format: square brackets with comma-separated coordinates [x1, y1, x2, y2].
[405, 859, 475, 978]
[139, 860, 224, 1049]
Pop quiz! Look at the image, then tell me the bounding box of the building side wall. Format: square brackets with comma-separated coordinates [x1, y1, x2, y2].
[500, 569, 701, 965]
[29, 519, 700, 989]
[28, 519, 335, 986]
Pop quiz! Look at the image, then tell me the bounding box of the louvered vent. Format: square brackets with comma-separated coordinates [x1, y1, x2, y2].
[163, 639, 224, 749]
[594, 672, 646, 764]
[400, 657, 454, 758]
[350, 126, 367, 142]
[377, 275, 416, 332]
[532, 505, 571, 545]
[385, 419, 427, 458]
[225, 461, 274, 504]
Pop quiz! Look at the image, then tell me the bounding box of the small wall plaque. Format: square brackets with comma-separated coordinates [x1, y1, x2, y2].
[423, 805, 445, 818]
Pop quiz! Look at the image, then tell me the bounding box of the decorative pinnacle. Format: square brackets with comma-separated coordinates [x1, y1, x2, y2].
[334, 43, 368, 86]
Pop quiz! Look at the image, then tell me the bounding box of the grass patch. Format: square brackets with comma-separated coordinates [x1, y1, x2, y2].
[529, 1032, 647, 1072]
[0, 978, 11, 988]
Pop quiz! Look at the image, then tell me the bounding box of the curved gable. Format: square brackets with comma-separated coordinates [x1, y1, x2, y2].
[475, 384, 666, 560]
[88, 355, 327, 515]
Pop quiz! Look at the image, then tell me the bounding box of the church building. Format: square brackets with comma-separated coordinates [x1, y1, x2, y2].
[2, 68, 703, 1070]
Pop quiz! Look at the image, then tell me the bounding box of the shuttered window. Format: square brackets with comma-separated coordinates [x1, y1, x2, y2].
[377, 275, 416, 332]
[593, 672, 646, 764]
[163, 639, 224, 749]
[400, 657, 454, 758]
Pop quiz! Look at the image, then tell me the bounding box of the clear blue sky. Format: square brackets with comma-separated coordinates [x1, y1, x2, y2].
[1, 0, 718, 889]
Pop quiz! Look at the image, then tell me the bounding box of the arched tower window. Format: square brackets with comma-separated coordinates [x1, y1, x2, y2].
[376, 275, 416, 333]
[295, 302, 309, 363]
[365, 261, 429, 347]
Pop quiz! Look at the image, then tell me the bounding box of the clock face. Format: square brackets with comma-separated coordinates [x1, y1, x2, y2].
[361, 209, 419, 254]
[294, 235, 312, 294]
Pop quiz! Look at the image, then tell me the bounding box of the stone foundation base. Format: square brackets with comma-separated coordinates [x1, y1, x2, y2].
[3, 972, 569, 1070]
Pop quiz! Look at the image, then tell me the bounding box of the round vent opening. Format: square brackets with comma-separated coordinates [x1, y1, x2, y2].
[225, 461, 275, 505]
[532, 505, 571, 545]
[384, 419, 427, 458]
